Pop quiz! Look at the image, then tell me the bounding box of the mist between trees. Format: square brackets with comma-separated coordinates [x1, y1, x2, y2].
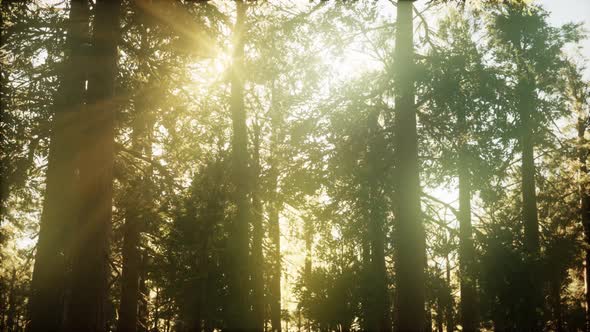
[1, 0, 590, 331]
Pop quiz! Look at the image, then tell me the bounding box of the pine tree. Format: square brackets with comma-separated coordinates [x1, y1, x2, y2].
[65, 0, 121, 330]
[227, 1, 252, 330]
[29, 1, 89, 330]
[393, 1, 426, 330]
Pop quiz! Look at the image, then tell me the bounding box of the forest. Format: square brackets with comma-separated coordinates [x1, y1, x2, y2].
[1, 0, 590, 331]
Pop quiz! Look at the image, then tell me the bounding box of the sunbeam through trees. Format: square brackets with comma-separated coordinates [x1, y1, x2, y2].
[1, 0, 590, 331]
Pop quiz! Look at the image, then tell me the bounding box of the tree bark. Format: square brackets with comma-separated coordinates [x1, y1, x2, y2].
[227, 1, 251, 330]
[517, 72, 540, 331]
[367, 109, 391, 332]
[519, 81, 540, 256]
[153, 287, 160, 331]
[118, 204, 141, 332]
[0, 279, 6, 332]
[550, 279, 564, 332]
[28, 1, 89, 331]
[578, 112, 590, 332]
[304, 217, 313, 279]
[6, 269, 16, 332]
[393, 1, 425, 331]
[64, 0, 121, 330]
[251, 123, 265, 332]
[138, 255, 149, 332]
[457, 106, 477, 332]
[268, 84, 282, 332]
[117, 12, 153, 330]
[444, 255, 453, 332]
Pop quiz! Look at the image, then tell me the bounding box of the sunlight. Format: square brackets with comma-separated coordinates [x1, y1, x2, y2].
[3, 0, 590, 331]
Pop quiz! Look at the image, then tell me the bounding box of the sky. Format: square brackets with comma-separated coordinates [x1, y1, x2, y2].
[540, 0, 590, 77]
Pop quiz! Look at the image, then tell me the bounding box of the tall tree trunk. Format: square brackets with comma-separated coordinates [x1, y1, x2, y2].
[0, 280, 6, 332]
[367, 109, 391, 332]
[118, 107, 153, 332]
[393, 1, 425, 330]
[251, 122, 265, 332]
[268, 186, 282, 332]
[194, 161, 225, 332]
[444, 255, 453, 332]
[435, 300, 443, 332]
[519, 81, 539, 255]
[117, 11, 153, 329]
[304, 217, 313, 279]
[457, 106, 477, 332]
[550, 279, 564, 332]
[303, 214, 314, 332]
[362, 232, 371, 331]
[191, 248, 204, 331]
[578, 113, 590, 332]
[28, 1, 89, 331]
[193, 236, 206, 331]
[268, 84, 282, 332]
[6, 269, 16, 332]
[138, 255, 149, 332]
[303, 190, 313, 332]
[153, 287, 160, 331]
[227, 1, 251, 330]
[64, 0, 121, 330]
[518, 73, 540, 331]
[118, 203, 141, 332]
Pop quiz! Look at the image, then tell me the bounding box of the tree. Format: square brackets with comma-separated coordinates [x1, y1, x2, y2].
[3, 1, 590, 332]
[251, 119, 265, 331]
[489, 4, 580, 329]
[65, 0, 121, 330]
[393, 1, 426, 330]
[566, 60, 590, 331]
[117, 3, 158, 331]
[28, 1, 89, 331]
[421, 10, 505, 330]
[366, 108, 391, 332]
[267, 82, 283, 332]
[227, 1, 252, 330]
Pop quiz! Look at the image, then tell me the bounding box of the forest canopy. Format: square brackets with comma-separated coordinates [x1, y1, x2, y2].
[1, 0, 590, 331]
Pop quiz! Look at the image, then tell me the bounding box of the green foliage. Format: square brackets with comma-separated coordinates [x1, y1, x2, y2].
[1, 0, 590, 331]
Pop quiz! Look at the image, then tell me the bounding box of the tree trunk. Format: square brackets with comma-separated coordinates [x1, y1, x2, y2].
[519, 82, 539, 255]
[0, 279, 6, 332]
[153, 287, 160, 331]
[268, 193, 282, 332]
[64, 0, 121, 330]
[362, 232, 372, 331]
[28, 1, 89, 331]
[303, 215, 313, 332]
[436, 301, 443, 332]
[194, 163, 224, 332]
[367, 109, 391, 332]
[268, 84, 282, 332]
[518, 73, 540, 331]
[304, 217, 313, 279]
[251, 123, 265, 332]
[118, 205, 141, 332]
[227, 1, 251, 330]
[578, 113, 590, 332]
[550, 279, 564, 332]
[117, 13, 153, 330]
[138, 256, 149, 332]
[393, 1, 425, 330]
[457, 106, 477, 332]
[445, 255, 454, 332]
[6, 269, 16, 332]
